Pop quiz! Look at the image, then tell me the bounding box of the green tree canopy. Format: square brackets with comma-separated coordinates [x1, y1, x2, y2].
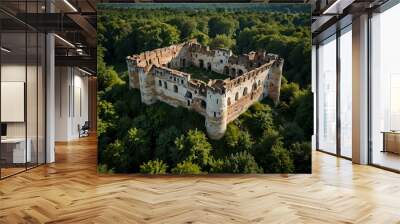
[210, 151, 263, 174]
[168, 17, 197, 40]
[174, 130, 212, 168]
[208, 16, 237, 38]
[209, 34, 235, 50]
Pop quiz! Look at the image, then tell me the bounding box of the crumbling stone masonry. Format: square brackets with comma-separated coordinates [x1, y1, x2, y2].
[126, 39, 283, 139]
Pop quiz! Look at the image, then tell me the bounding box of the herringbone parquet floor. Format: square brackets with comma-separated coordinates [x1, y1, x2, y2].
[1, 136, 400, 224]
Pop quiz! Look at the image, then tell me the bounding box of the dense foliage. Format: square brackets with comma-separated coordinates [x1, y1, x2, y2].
[97, 5, 312, 174]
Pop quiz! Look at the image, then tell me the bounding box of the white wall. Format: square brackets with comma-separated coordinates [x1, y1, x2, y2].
[1, 64, 30, 138]
[55, 67, 89, 141]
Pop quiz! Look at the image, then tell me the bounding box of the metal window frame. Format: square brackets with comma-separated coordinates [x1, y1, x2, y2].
[315, 22, 353, 161]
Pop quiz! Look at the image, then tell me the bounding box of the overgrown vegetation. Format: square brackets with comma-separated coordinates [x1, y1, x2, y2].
[97, 4, 312, 174]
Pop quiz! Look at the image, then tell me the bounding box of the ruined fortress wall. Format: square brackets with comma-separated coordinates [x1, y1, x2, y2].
[127, 42, 191, 92]
[169, 46, 192, 69]
[152, 66, 209, 116]
[204, 62, 274, 138]
[153, 67, 191, 108]
[226, 68, 269, 123]
[191, 49, 230, 74]
[225, 63, 248, 77]
[137, 42, 187, 67]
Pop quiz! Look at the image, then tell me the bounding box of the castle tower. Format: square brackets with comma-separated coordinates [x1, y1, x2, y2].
[126, 57, 140, 89]
[205, 88, 228, 140]
[126, 56, 157, 105]
[138, 67, 157, 105]
[267, 58, 284, 104]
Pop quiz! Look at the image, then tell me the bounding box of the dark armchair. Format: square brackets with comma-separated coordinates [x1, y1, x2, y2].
[78, 121, 90, 138]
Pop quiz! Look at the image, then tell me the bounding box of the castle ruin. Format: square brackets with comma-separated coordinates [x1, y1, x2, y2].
[126, 39, 283, 139]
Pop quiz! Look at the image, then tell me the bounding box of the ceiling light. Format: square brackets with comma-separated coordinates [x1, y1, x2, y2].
[1, 47, 11, 53]
[322, 0, 355, 15]
[54, 34, 75, 48]
[323, 0, 341, 14]
[63, 0, 78, 12]
[78, 67, 92, 76]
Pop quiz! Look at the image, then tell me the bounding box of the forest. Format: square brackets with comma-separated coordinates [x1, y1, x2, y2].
[97, 4, 312, 174]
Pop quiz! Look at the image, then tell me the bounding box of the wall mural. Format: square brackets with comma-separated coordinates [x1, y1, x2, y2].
[97, 3, 312, 174]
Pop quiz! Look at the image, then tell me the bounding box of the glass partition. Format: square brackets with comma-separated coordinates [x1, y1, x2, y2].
[370, 3, 400, 171]
[317, 34, 337, 154]
[1, 31, 28, 177]
[339, 25, 352, 158]
[0, 2, 46, 179]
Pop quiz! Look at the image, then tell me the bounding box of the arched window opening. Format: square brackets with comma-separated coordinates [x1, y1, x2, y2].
[185, 91, 193, 99]
[201, 100, 207, 109]
[252, 83, 257, 91]
[224, 66, 229, 75]
[174, 85, 178, 93]
[181, 58, 186, 67]
[199, 59, 204, 68]
[238, 69, 243, 75]
[235, 92, 239, 101]
[159, 80, 162, 86]
[231, 68, 236, 76]
[243, 87, 248, 96]
[227, 97, 231, 106]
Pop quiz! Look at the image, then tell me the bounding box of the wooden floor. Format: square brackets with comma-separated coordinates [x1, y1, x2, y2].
[1, 136, 400, 224]
[373, 151, 400, 171]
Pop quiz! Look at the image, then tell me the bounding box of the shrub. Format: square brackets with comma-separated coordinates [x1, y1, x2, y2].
[265, 142, 294, 173]
[171, 161, 203, 174]
[97, 164, 115, 174]
[210, 151, 263, 174]
[289, 142, 311, 173]
[140, 160, 168, 174]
